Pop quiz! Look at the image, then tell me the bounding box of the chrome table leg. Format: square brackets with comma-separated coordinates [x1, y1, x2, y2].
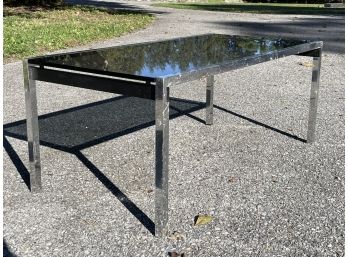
[307, 49, 322, 143]
[154, 78, 170, 237]
[23, 60, 42, 192]
[206, 75, 214, 125]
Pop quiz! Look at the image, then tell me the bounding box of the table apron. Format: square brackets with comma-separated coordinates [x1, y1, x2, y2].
[29, 67, 156, 100]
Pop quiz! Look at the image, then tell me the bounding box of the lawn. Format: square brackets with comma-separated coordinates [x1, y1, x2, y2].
[4, 5, 154, 61]
[153, 2, 345, 15]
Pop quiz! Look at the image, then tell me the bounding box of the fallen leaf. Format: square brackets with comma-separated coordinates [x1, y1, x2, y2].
[298, 61, 314, 68]
[194, 214, 213, 226]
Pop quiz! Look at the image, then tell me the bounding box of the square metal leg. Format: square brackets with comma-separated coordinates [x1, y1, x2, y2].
[307, 49, 322, 143]
[154, 78, 170, 237]
[206, 75, 214, 125]
[23, 60, 42, 192]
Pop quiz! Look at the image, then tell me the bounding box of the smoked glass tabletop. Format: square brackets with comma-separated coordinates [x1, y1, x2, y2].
[28, 34, 314, 80]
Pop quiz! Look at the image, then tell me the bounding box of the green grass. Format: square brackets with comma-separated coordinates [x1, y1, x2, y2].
[153, 2, 345, 15]
[4, 5, 154, 61]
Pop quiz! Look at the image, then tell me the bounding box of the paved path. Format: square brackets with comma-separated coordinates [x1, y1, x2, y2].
[66, 0, 344, 54]
[4, 2, 344, 257]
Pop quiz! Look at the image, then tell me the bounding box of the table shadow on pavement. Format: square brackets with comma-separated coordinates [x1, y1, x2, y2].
[3, 240, 19, 257]
[3, 95, 306, 235]
[3, 95, 206, 235]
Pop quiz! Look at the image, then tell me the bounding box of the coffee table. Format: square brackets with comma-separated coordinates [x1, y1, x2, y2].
[23, 33, 322, 237]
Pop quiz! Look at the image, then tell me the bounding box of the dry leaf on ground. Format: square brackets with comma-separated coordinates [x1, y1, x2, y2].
[194, 214, 213, 226]
[298, 61, 314, 67]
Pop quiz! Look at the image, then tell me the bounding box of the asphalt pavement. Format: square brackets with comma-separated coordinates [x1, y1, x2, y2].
[3, 2, 345, 256]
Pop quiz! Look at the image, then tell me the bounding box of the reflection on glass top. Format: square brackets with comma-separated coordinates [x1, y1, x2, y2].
[30, 34, 310, 79]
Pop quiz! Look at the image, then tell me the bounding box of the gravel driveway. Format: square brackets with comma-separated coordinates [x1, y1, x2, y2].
[3, 2, 345, 256]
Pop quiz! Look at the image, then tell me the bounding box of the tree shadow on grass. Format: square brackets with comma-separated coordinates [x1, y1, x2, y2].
[158, 3, 344, 16]
[4, 2, 163, 18]
[65, 0, 166, 14]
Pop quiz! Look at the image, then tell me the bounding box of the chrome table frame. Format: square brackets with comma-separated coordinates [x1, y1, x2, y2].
[23, 35, 323, 237]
